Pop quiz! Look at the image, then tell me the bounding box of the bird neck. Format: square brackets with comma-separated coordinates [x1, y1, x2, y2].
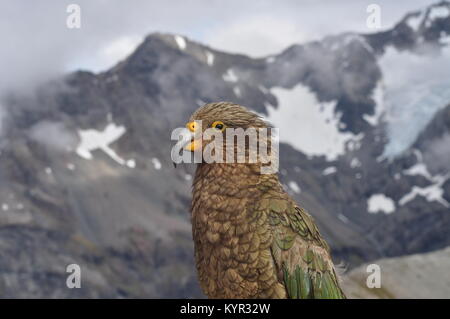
[192, 162, 281, 205]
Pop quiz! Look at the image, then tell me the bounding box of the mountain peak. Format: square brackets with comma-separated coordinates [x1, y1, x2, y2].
[397, 1, 450, 45]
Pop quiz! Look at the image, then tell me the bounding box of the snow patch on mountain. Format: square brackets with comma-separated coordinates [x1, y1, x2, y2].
[367, 194, 396, 214]
[399, 174, 449, 208]
[350, 157, 362, 168]
[126, 159, 136, 168]
[380, 46, 450, 158]
[76, 123, 134, 167]
[323, 166, 337, 175]
[404, 163, 433, 181]
[223, 69, 238, 82]
[427, 3, 450, 23]
[152, 158, 162, 170]
[406, 2, 450, 30]
[288, 181, 301, 194]
[400, 146, 450, 207]
[363, 82, 385, 126]
[405, 11, 425, 31]
[205, 51, 214, 66]
[266, 84, 361, 161]
[174, 35, 186, 50]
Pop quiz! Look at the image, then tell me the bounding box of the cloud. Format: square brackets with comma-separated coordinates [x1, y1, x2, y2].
[204, 15, 308, 57]
[202, 0, 438, 57]
[0, 0, 437, 97]
[68, 35, 144, 73]
[28, 121, 77, 151]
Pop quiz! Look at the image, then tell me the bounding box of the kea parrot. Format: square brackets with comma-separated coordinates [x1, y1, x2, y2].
[182, 102, 346, 299]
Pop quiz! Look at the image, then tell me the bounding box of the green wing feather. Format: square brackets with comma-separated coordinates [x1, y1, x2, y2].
[265, 197, 346, 299]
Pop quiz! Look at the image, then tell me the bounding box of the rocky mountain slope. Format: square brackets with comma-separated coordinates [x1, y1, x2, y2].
[343, 246, 450, 299]
[0, 2, 449, 298]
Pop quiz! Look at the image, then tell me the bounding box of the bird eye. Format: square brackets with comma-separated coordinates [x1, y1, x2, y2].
[212, 121, 225, 131]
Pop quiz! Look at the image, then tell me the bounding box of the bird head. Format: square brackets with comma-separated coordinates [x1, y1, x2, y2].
[180, 102, 278, 174]
[184, 102, 269, 153]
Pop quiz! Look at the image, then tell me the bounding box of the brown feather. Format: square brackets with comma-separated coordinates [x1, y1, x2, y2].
[189, 102, 343, 299]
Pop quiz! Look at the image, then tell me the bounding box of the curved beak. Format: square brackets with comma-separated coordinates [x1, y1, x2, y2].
[185, 139, 202, 152]
[184, 121, 202, 152]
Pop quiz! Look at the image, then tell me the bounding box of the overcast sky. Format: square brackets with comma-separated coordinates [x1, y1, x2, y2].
[0, 0, 438, 94]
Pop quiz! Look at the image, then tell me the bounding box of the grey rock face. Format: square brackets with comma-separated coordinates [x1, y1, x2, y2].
[342, 246, 450, 299]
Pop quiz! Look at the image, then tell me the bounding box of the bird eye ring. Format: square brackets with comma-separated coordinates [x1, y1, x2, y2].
[211, 121, 225, 131]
